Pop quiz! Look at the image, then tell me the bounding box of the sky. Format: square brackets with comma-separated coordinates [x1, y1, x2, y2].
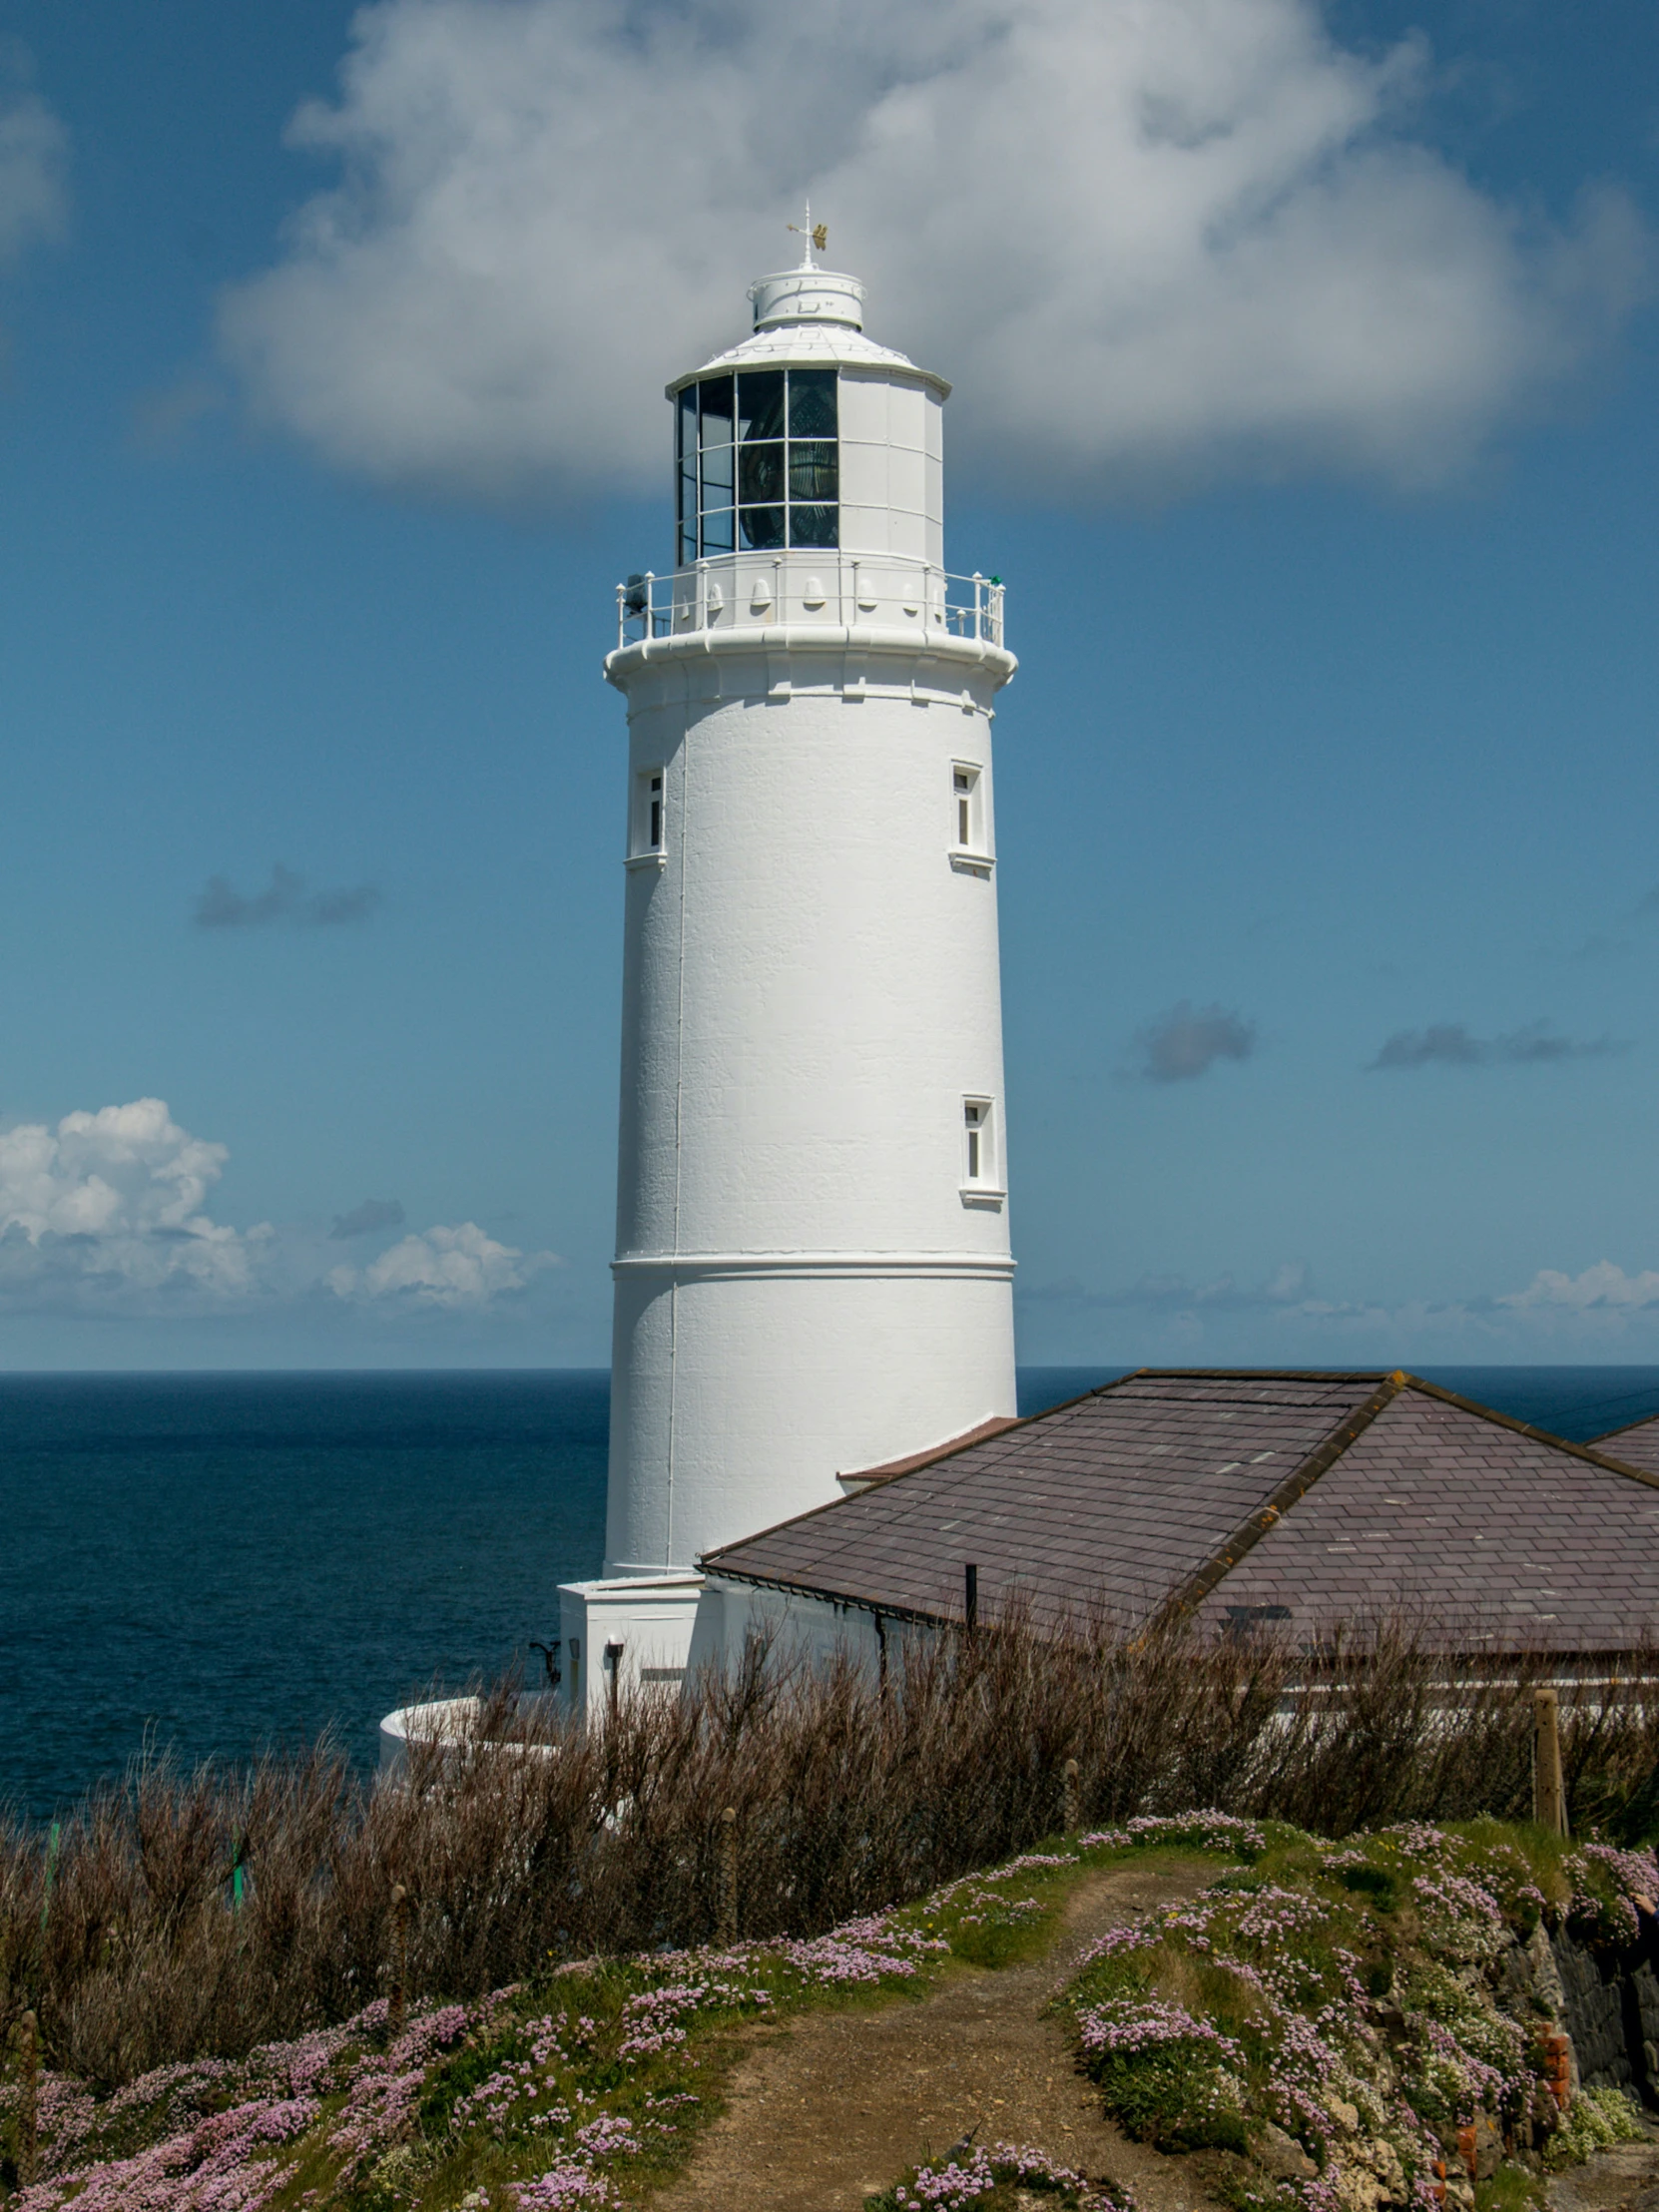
[2, 0, 1659, 1370]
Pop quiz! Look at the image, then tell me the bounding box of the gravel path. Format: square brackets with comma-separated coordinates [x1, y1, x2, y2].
[648, 1858, 1225, 2212]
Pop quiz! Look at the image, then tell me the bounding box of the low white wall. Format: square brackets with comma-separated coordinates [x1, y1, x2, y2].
[376, 1693, 561, 1778]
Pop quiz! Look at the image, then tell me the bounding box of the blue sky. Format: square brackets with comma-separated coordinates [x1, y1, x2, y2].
[2, 0, 1658, 1369]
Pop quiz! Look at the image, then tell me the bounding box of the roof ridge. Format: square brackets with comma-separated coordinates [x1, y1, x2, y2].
[1130, 1369, 1390, 1382]
[1398, 1375, 1659, 1493]
[1146, 1372, 1408, 1634]
[1592, 1410, 1659, 1442]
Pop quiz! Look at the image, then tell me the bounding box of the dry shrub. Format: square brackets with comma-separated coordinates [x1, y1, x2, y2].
[3, 1614, 1656, 2087]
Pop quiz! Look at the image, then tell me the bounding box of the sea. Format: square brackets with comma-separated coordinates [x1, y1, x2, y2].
[4, 1365, 1659, 1824]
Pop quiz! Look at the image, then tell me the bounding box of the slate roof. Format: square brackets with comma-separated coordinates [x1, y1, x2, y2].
[1593, 1413, 1659, 1479]
[700, 1371, 1659, 1655]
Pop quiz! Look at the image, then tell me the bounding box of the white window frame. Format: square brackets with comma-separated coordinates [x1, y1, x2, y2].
[628, 767, 668, 867]
[949, 761, 992, 873]
[961, 1096, 1004, 1204]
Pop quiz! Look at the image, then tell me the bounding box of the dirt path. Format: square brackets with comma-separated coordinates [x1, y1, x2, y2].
[1548, 2123, 1659, 2212]
[650, 1859, 1223, 2212]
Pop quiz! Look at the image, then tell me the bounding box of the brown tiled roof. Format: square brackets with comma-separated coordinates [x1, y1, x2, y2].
[840, 1416, 1020, 1484]
[1592, 1413, 1659, 1478]
[701, 1370, 1659, 1655]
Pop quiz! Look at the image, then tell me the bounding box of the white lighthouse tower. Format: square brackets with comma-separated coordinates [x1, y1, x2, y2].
[558, 240, 1017, 1710]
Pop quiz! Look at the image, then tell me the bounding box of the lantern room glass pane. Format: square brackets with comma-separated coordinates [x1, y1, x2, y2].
[789, 503, 838, 549]
[700, 442, 733, 501]
[788, 368, 837, 438]
[738, 369, 786, 443]
[677, 386, 696, 461]
[679, 520, 698, 565]
[738, 442, 784, 504]
[789, 441, 837, 501]
[701, 507, 735, 554]
[698, 376, 733, 444]
[739, 505, 786, 551]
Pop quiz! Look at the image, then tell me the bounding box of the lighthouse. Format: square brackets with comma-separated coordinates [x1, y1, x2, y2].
[558, 240, 1017, 1710]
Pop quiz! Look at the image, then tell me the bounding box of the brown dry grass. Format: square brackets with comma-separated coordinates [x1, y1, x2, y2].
[2, 1614, 1655, 2089]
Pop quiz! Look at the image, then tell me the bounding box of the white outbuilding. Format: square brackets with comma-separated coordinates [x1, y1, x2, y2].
[557, 240, 1019, 1716]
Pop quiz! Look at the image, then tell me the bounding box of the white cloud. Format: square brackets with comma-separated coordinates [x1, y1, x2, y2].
[1499, 1261, 1659, 1315]
[219, 0, 1648, 503]
[1019, 1256, 1659, 1363]
[325, 1220, 553, 1308]
[0, 1098, 553, 1319]
[0, 1099, 253, 1307]
[0, 75, 69, 269]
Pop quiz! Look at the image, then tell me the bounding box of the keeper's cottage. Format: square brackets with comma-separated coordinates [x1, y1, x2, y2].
[556, 239, 1019, 1709]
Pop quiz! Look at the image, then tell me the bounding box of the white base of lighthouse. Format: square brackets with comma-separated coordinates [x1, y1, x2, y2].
[605, 1259, 1013, 1573]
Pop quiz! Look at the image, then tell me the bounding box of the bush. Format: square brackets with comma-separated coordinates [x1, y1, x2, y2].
[3, 1613, 1658, 2089]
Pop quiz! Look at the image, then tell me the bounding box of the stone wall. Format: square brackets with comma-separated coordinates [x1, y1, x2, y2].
[1551, 1926, 1659, 2102]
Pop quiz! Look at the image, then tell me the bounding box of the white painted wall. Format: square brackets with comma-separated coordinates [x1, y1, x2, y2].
[557, 1574, 704, 1723]
[600, 270, 1018, 1580]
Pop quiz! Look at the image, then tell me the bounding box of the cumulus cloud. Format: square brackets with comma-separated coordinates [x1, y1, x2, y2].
[1367, 1020, 1625, 1070]
[0, 1098, 552, 1318]
[331, 1196, 406, 1239]
[0, 1099, 254, 1309]
[1499, 1262, 1659, 1315]
[325, 1221, 553, 1308]
[194, 864, 382, 928]
[1134, 1001, 1257, 1082]
[0, 69, 68, 271]
[218, 0, 1649, 504]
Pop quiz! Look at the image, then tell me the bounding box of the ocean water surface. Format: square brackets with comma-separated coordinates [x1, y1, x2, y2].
[3, 1363, 1657, 1821]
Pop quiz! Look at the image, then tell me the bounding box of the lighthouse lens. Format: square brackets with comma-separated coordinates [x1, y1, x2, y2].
[739, 505, 786, 551]
[788, 369, 837, 439]
[790, 504, 837, 549]
[738, 370, 786, 443]
[739, 443, 784, 504]
[789, 441, 836, 501]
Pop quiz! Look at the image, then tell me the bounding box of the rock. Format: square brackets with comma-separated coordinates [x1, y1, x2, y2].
[1363, 2135, 1407, 2196]
[1472, 2113, 1502, 2180]
[1529, 1926, 1567, 2020]
[1257, 2124, 1318, 2182]
[1334, 2159, 1386, 2212]
[1329, 2099, 1362, 2135]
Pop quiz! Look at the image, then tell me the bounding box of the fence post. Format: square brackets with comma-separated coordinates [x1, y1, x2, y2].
[18, 2007, 38, 2187]
[1533, 1687, 1568, 1837]
[1063, 1758, 1081, 1836]
[388, 1882, 409, 2035]
[718, 1808, 739, 1946]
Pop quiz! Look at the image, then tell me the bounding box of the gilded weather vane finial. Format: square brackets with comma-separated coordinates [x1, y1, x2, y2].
[787, 203, 829, 267]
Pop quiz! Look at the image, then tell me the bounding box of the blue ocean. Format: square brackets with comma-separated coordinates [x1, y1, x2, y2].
[4, 1365, 1658, 1822]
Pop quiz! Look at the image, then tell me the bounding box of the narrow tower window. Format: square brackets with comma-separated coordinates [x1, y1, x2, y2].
[963, 1098, 994, 1187]
[631, 769, 666, 859]
[951, 763, 987, 855]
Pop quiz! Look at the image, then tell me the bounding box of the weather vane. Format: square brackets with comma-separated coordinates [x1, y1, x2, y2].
[788, 203, 829, 265]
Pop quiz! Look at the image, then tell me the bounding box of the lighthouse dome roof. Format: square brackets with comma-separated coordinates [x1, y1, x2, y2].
[666, 266, 950, 401]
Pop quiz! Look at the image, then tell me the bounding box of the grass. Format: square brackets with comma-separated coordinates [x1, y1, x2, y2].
[0, 1825, 1247, 2211]
[1056, 1818, 1659, 2212]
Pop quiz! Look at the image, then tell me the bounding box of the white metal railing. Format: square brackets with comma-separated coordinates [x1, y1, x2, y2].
[613, 556, 1007, 652]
